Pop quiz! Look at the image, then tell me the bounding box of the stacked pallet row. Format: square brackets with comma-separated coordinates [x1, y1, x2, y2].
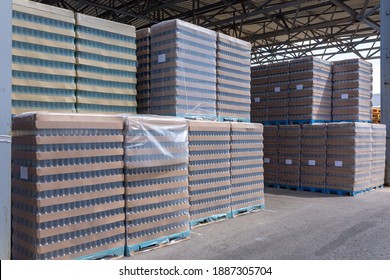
[250, 65, 268, 123]
[150, 19, 217, 119]
[263, 126, 278, 187]
[11, 113, 126, 260]
[188, 121, 231, 227]
[332, 59, 373, 122]
[288, 57, 332, 123]
[277, 125, 301, 189]
[12, 0, 76, 114]
[371, 124, 386, 188]
[216, 33, 251, 122]
[123, 115, 190, 255]
[266, 62, 289, 124]
[300, 124, 327, 192]
[75, 14, 137, 114]
[326, 123, 372, 195]
[230, 123, 265, 215]
[136, 28, 151, 114]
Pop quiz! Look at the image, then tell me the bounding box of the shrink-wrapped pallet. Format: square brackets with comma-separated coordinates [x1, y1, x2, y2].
[136, 28, 151, 114]
[11, 112, 125, 259]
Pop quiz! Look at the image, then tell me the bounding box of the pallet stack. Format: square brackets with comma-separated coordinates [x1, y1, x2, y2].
[263, 125, 278, 187]
[277, 125, 301, 189]
[136, 28, 151, 114]
[250, 65, 268, 123]
[75, 14, 137, 114]
[12, 0, 76, 114]
[150, 19, 217, 119]
[216, 33, 251, 122]
[300, 124, 327, 192]
[230, 123, 265, 215]
[123, 115, 190, 255]
[288, 57, 332, 124]
[332, 59, 373, 122]
[326, 123, 372, 195]
[266, 62, 289, 124]
[372, 107, 380, 124]
[371, 124, 386, 188]
[188, 121, 231, 227]
[11, 112, 126, 260]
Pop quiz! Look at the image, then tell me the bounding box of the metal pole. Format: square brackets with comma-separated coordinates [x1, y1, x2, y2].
[381, 0, 390, 185]
[0, 0, 12, 259]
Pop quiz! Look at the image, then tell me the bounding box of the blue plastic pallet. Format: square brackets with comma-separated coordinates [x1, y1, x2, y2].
[264, 182, 279, 188]
[300, 185, 327, 194]
[217, 116, 250, 123]
[125, 230, 191, 256]
[74, 246, 125, 260]
[267, 120, 289, 125]
[277, 184, 300, 191]
[231, 204, 265, 217]
[332, 120, 372, 123]
[327, 185, 383, 196]
[288, 119, 329, 125]
[190, 212, 232, 228]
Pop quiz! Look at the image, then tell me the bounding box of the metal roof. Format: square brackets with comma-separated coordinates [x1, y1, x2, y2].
[35, 0, 380, 64]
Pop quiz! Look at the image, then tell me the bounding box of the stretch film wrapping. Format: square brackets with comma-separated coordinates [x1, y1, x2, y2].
[123, 115, 190, 252]
[300, 124, 327, 189]
[188, 121, 231, 222]
[12, 0, 76, 114]
[250, 65, 268, 123]
[326, 122, 372, 192]
[217, 33, 251, 121]
[150, 19, 217, 119]
[11, 112, 125, 260]
[288, 57, 332, 122]
[136, 28, 151, 114]
[332, 59, 373, 122]
[75, 14, 137, 114]
[230, 122, 264, 211]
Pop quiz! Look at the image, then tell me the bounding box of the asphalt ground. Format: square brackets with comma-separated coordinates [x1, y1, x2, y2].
[125, 187, 390, 260]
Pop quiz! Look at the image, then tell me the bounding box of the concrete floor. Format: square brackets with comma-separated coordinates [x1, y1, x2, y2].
[126, 187, 390, 260]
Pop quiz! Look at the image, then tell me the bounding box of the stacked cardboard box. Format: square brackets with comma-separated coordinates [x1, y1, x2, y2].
[332, 59, 373, 122]
[371, 124, 386, 188]
[123, 115, 190, 254]
[136, 28, 151, 114]
[230, 123, 264, 214]
[326, 123, 372, 193]
[289, 57, 332, 123]
[263, 125, 278, 186]
[300, 124, 327, 191]
[266, 62, 289, 124]
[150, 19, 217, 119]
[12, 0, 76, 114]
[277, 125, 301, 188]
[217, 33, 251, 121]
[188, 121, 231, 226]
[75, 14, 137, 114]
[250, 65, 268, 123]
[11, 113, 126, 260]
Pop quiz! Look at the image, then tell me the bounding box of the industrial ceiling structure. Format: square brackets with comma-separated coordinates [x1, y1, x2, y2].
[35, 0, 380, 64]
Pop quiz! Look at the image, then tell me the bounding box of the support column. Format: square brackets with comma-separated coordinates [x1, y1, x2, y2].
[381, 0, 390, 185]
[0, 0, 12, 259]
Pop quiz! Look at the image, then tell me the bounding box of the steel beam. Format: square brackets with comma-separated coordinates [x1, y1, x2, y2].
[381, 0, 390, 185]
[0, 0, 12, 260]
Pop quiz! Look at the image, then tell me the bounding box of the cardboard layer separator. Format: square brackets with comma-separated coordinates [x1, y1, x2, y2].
[217, 33, 251, 121]
[123, 115, 190, 255]
[150, 19, 217, 119]
[12, 0, 76, 114]
[11, 112, 126, 260]
[75, 13, 137, 114]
